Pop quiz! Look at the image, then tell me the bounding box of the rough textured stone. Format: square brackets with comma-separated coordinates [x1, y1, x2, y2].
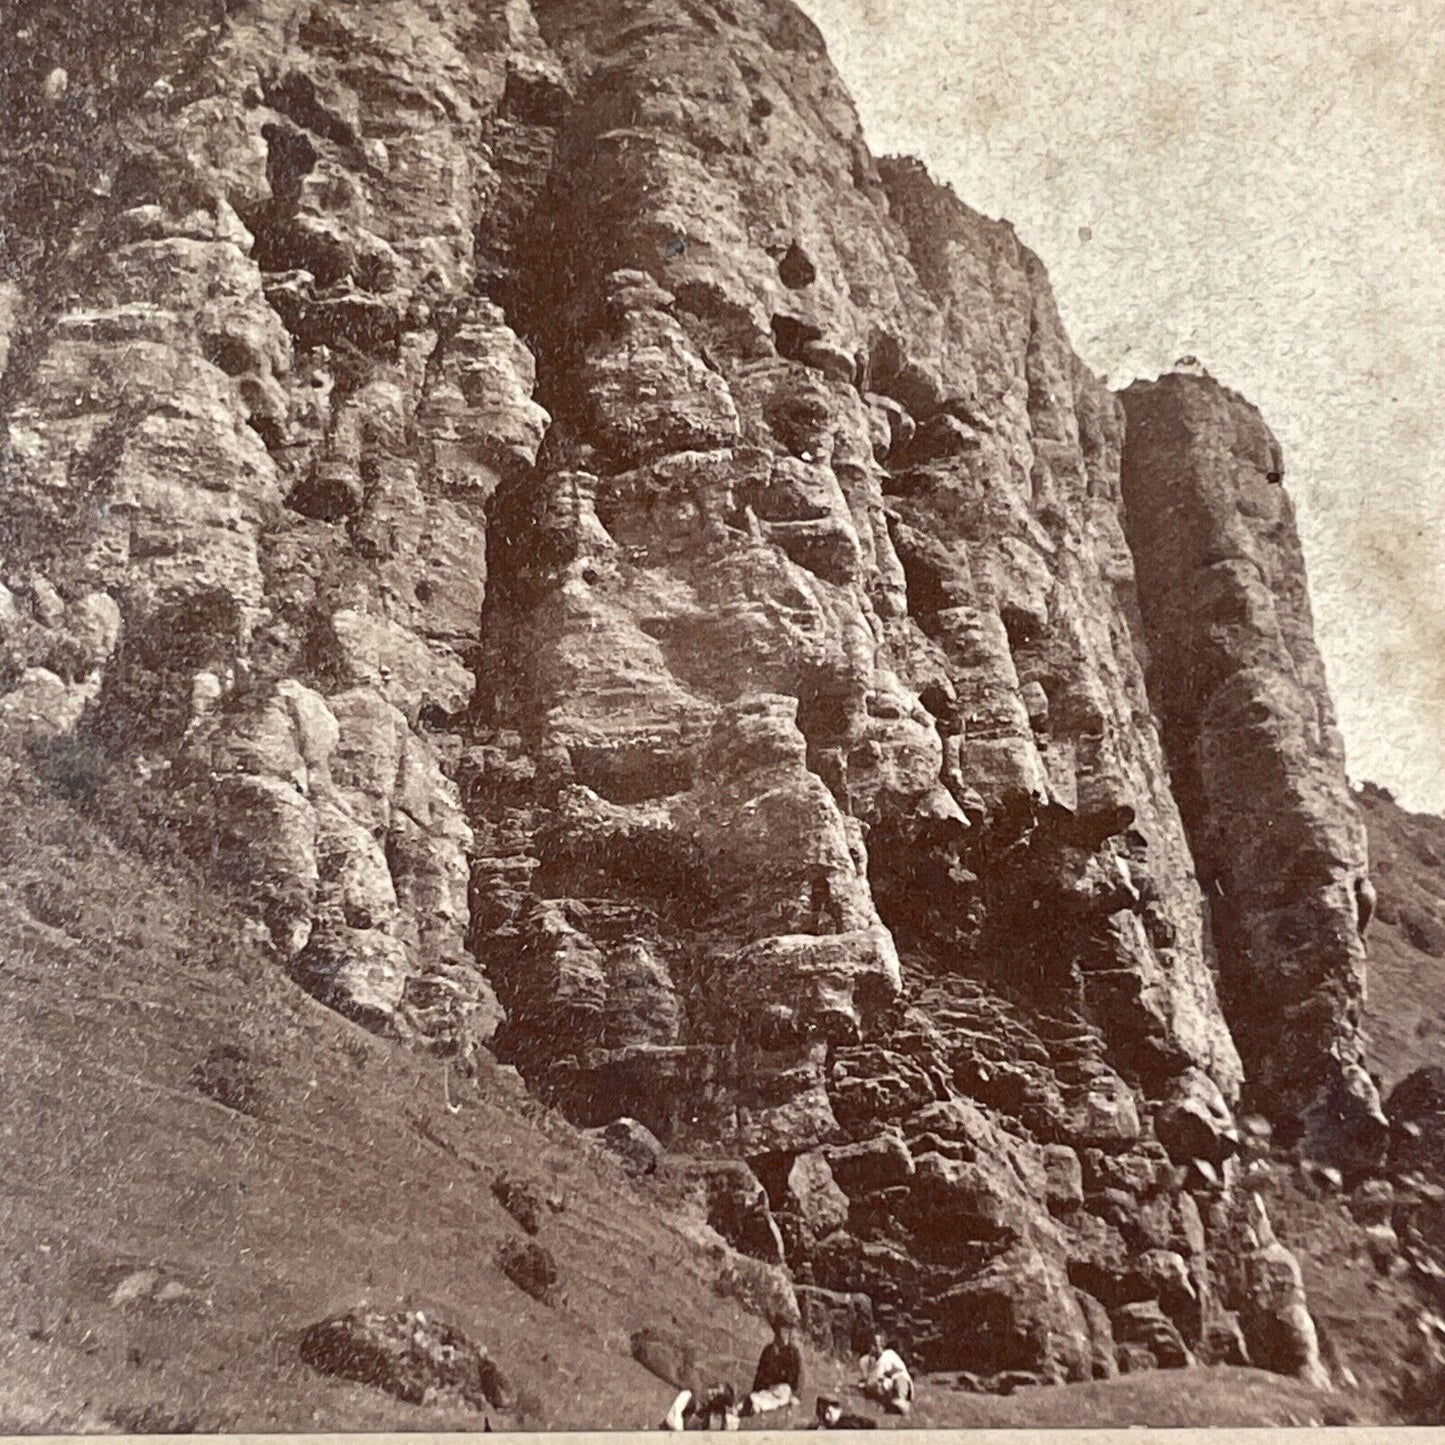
[1121, 374, 1387, 1171]
[1115, 1342, 1159, 1374]
[1350, 1179, 1395, 1228]
[1387, 1067, 1445, 1281]
[0, 0, 1378, 1397]
[1198, 1313, 1252, 1367]
[1232, 1195, 1332, 1391]
[1043, 1145, 1084, 1214]
[826, 1133, 915, 1196]
[1156, 1067, 1241, 1167]
[1073, 1288, 1118, 1380]
[681, 1159, 786, 1266]
[589, 1117, 664, 1179]
[1111, 1301, 1195, 1370]
[794, 1285, 874, 1358]
[290, 927, 411, 1032]
[934, 1245, 1090, 1381]
[776, 1150, 851, 1240]
[497, 1237, 560, 1304]
[298, 1308, 513, 1410]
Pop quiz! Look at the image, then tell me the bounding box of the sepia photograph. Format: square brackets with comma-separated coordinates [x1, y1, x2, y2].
[0, 0, 1442, 1432]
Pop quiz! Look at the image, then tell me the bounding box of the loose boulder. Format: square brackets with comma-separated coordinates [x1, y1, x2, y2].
[298, 1308, 513, 1409]
[1110, 1301, 1194, 1370]
[826, 1131, 915, 1196]
[1238, 1195, 1331, 1390]
[1043, 1145, 1084, 1213]
[497, 1238, 560, 1304]
[589, 1117, 664, 1178]
[935, 1245, 1091, 1382]
[289, 926, 410, 1033]
[1155, 1067, 1240, 1168]
[492, 1174, 544, 1235]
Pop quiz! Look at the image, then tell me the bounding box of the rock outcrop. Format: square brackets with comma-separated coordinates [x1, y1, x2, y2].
[0, 0, 1379, 1394]
[1386, 1066, 1445, 1293]
[1119, 375, 1386, 1170]
[299, 1308, 514, 1411]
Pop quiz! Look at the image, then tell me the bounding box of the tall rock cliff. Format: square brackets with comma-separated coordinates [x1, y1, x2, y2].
[0, 0, 1382, 1386]
[1119, 376, 1386, 1171]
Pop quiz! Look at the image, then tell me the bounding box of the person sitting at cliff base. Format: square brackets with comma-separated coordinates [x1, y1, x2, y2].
[662, 1381, 739, 1431]
[809, 1394, 876, 1429]
[741, 1316, 801, 1417]
[858, 1330, 913, 1415]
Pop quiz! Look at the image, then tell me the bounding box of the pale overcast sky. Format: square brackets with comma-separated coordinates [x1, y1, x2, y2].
[802, 0, 1445, 814]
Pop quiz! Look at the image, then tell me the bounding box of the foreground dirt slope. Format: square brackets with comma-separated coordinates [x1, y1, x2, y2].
[0, 765, 812, 1433]
[0, 768, 1364, 1431]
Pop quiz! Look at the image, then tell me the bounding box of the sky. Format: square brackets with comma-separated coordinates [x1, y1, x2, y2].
[801, 0, 1445, 814]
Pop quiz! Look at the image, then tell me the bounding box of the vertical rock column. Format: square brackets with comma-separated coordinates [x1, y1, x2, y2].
[1119, 372, 1386, 1169]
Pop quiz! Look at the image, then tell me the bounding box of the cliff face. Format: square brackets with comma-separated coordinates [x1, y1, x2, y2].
[0, 0, 1382, 1388]
[1119, 376, 1387, 1170]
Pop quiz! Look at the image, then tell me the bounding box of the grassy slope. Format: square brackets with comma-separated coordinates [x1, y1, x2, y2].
[0, 766, 1368, 1429]
[0, 764, 815, 1433]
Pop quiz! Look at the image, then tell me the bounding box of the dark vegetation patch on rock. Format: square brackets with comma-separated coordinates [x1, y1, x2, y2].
[496, 1238, 560, 1304]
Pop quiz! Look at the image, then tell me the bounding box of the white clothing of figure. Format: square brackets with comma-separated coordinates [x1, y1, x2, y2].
[858, 1337, 913, 1416]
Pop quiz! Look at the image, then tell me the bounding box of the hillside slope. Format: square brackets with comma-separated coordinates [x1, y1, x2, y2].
[1357, 783, 1445, 1089]
[0, 761, 813, 1432]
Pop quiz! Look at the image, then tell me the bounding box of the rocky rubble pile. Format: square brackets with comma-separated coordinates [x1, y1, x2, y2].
[1385, 1068, 1445, 1294]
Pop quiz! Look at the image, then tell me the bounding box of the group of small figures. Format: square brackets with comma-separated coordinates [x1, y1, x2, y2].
[663, 1318, 915, 1431]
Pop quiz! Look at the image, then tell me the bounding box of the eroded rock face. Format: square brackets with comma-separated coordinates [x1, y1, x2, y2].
[1387, 1067, 1445, 1286]
[1232, 1195, 1331, 1391]
[1119, 374, 1387, 1171]
[0, 0, 548, 1051]
[0, 0, 1368, 1394]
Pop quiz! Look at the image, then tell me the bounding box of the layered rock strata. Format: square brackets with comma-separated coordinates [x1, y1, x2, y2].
[0, 0, 1369, 1386]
